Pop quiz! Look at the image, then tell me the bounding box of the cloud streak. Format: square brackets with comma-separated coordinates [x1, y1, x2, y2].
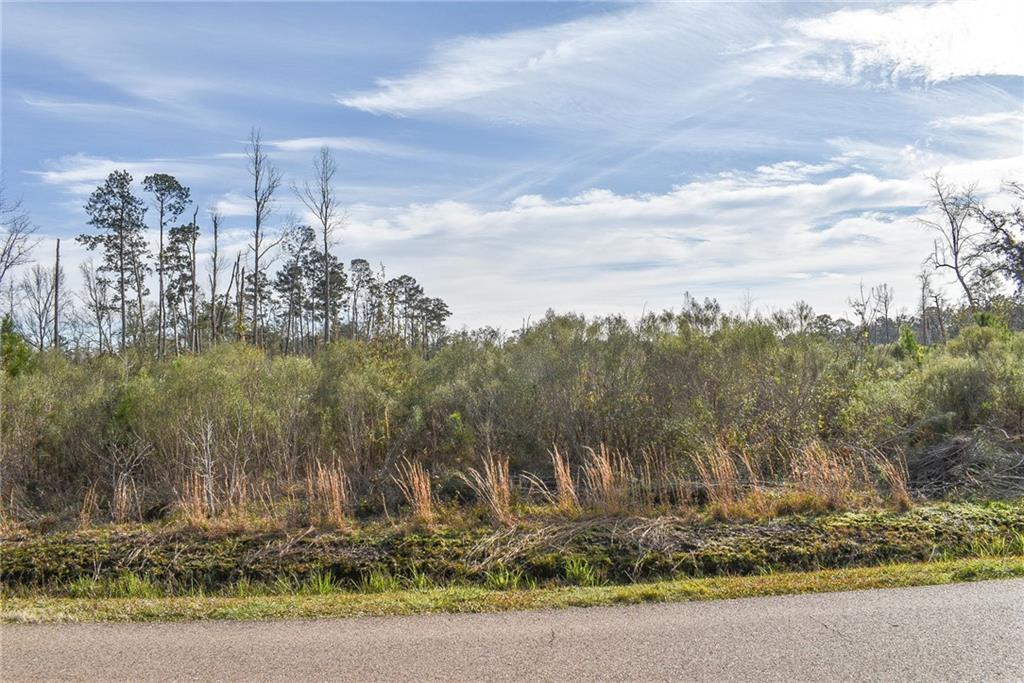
[266, 137, 422, 157]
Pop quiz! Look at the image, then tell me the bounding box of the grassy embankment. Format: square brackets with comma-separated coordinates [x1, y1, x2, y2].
[3, 501, 1023, 623]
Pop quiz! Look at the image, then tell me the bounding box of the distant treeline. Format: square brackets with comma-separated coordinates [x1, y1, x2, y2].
[2, 131, 450, 358]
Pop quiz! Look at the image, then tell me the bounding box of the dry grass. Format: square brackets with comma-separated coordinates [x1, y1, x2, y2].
[550, 446, 579, 513]
[876, 451, 912, 510]
[461, 451, 514, 525]
[690, 442, 742, 509]
[638, 448, 690, 510]
[176, 472, 211, 525]
[582, 444, 631, 515]
[788, 442, 868, 510]
[305, 460, 350, 529]
[78, 483, 99, 529]
[112, 474, 140, 524]
[393, 457, 434, 524]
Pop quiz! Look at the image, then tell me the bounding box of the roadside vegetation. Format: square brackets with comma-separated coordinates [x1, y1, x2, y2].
[2, 164, 1023, 617]
[5, 556, 1024, 624]
[2, 313, 1023, 532]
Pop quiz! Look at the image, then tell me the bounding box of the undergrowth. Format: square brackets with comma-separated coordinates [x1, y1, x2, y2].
[3, 501, 1022, 599]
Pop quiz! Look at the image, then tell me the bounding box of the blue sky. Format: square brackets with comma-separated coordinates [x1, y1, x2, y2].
[2, 0, 1022, 328]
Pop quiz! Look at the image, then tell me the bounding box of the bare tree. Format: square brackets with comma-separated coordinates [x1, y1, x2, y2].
[294, 145, 343, 344]
[917, 268, 932, 345]
[872, 283, 894, 343]
[208, 208, 225, 343]
[848, 281, 874, 342]
[17, 264, 56, 350]
[919, 172, 988, 312]
[0, 183, 39, 289]
[245, 128, 282, 346]
[79, 259, 113, 353]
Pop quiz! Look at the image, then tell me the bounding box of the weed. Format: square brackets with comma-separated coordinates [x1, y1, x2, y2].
[582, 445, 631, 515]
[359, 570, 400, 594]
[564, 557, 601, 587]
[484, 567, 523, 591]
[550, 446, 579, 514]
[302, 570, 338, 595]
[406, 569, 435, 591]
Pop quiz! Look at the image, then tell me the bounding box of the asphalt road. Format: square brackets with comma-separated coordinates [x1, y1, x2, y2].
[3, 579, 1023, 682]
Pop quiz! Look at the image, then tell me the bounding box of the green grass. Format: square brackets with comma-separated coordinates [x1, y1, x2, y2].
[5, 502, 1023, 597]
[3, 556, 1022, 624]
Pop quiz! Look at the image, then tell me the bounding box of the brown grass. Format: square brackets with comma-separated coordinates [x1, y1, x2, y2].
[787, 442, 868, 510]
[176, 472, 210, 525]
[393, 457, 434, 524]
[550, 446, 579, 513]
[876, 451, 912, 510]
[461, 451, 514, 525]
[112, 474, 139, 524]
[77, 483, 99, 529]
[690, 441, 741, 509]
[305, 460, 350, 529]
[582, 444, 632, 515]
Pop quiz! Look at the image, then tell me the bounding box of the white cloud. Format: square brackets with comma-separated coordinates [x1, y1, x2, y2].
[335, 152, 1020, 327]
[337, 3, 786, 130]
[266, 137, 421, 157]
[213, 193, 253, 218]
[27, 154, 227, 197]
[929, 110, 1024, 130]
[785, 0, 1024, 84]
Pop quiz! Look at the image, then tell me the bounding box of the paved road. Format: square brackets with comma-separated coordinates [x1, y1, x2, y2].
[3, 579, 1023, 682]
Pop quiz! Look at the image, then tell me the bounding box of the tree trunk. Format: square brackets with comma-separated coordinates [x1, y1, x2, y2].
[53, 239, 60, 350]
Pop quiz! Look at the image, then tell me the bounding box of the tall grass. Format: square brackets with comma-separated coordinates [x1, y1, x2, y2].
[393, 457, 434, 524]
[690, 442, 742, 509]
[77, 483, 99, 529]
[177, 472, 210, 525]
[582, 444, 631, 515]
[461, 451, 513, 525]
[550, 446, 579, 513]
[875, 451, 912, 510]
[112, 474, 139, 524]
[788, 442, 867, 509]
[305, 460, 350, 528]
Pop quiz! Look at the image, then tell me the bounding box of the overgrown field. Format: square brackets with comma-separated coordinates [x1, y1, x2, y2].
[3, 313, 1023, 529]
[3, 503, 1022, 598]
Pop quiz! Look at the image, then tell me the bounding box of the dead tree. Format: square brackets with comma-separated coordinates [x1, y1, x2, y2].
[919, 172, 987, 312]
[245, 128, 282, 346]
[295, 145, 343, 345]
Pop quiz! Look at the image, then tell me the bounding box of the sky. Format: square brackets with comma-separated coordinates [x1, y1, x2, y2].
[2, 0, 1022, 329]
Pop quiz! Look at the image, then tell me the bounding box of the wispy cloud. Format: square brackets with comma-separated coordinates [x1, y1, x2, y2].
[27, 154, 230, 197]
[337, 3, 785, 131]
[266, 137, 422, 157]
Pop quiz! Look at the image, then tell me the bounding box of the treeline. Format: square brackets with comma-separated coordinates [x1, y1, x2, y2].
[2, 131, 451, 358]
[1, 165, 1023, 527]
[2, 303, 1023, 526]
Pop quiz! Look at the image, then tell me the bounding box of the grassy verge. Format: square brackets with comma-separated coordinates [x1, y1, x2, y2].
[3, 556, 1022, 624]
[4, 502, 1023, 595]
